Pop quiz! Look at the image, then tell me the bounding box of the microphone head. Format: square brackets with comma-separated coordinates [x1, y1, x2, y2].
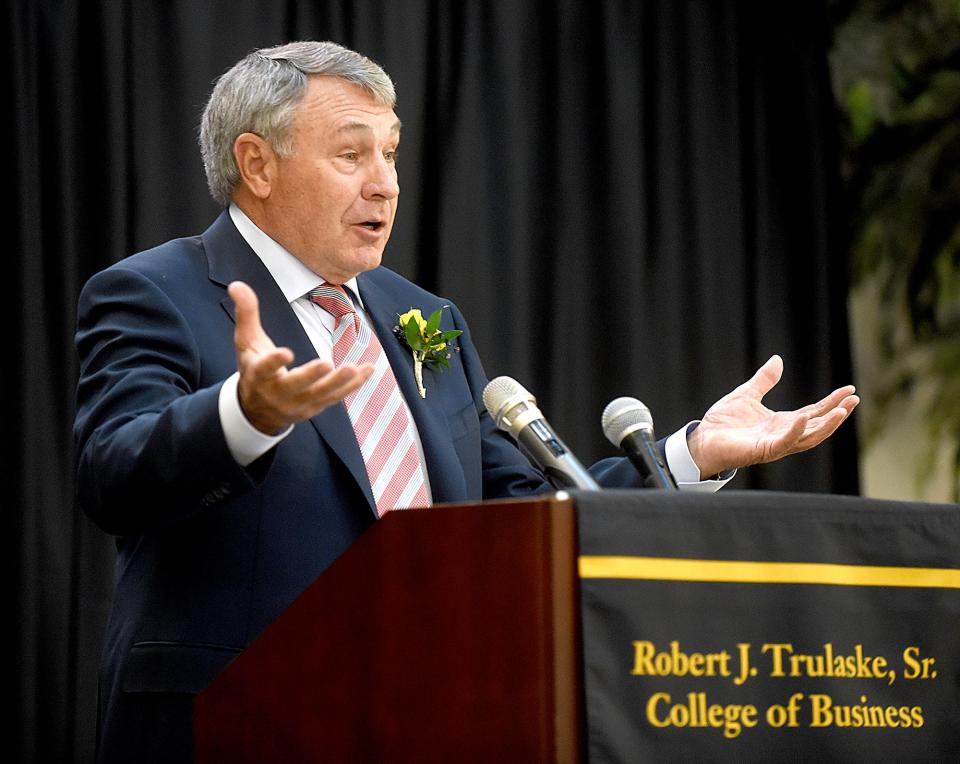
[483, 377, 540, 437]
[483, 376, 537, 433]
[602, 397, 654, 447]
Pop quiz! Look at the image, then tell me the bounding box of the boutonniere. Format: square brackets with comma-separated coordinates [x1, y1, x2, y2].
[393, 307, 463, 398]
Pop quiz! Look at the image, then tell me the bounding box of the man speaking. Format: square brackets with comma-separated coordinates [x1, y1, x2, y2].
[74, 41, 858, 761]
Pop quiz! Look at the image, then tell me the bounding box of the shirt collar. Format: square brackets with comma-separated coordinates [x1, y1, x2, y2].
[228, 203, 363, 308]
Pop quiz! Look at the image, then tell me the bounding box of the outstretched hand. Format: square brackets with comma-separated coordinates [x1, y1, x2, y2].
[686, 355, 859, 479]
[229, 281, 373, 434]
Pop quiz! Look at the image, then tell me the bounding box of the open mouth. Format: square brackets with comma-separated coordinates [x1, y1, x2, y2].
[359, 221, 385, 231]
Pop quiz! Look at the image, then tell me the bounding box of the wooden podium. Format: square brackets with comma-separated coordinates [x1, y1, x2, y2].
[195, 490, 960, 761]
[193, 496, 582, 762]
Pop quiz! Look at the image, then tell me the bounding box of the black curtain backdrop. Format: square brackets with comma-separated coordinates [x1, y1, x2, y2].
[8, 1, 858, 760]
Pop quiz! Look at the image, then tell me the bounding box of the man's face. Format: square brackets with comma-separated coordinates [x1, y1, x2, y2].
[265, 75, 400, 284]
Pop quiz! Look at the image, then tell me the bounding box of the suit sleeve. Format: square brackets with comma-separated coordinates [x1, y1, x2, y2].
[74, 267, 270, 535]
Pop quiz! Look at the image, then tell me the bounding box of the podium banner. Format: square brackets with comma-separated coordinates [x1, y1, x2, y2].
[575, 490, 960, 762]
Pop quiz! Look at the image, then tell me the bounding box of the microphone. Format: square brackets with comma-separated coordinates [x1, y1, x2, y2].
[483, 376, 600, 491]
[601, 397, 679, 490]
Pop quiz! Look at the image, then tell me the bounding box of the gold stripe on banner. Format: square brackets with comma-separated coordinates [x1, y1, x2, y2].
[578, 556, 960, 589]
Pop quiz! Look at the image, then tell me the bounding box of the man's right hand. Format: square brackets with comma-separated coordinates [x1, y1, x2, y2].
[228, 281, 373, 434]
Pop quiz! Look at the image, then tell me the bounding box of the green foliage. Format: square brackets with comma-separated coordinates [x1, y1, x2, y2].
[829, 0, 960, 499]
[399, 307, 463, 371]
[403, 315, 427, 352]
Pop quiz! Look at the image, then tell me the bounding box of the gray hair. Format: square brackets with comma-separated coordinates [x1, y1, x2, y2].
[199, 41, 396, 206]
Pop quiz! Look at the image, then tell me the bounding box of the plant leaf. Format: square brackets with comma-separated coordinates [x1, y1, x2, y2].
[403, 318, 425, 350]
[426, 307, 443, 335]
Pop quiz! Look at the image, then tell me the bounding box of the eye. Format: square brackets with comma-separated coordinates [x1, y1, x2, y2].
[384, 149, 399, 164]
[340, 151, 360, 162]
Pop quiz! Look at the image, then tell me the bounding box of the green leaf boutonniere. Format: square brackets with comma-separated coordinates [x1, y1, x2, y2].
[394, 307, 463, 398]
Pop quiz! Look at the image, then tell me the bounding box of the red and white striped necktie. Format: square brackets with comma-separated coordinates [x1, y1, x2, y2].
[309, 283, 430, 516]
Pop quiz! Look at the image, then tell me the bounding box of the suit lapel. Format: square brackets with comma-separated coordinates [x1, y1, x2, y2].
[358, 274, 468, 504]
[202, 212, 376, 513]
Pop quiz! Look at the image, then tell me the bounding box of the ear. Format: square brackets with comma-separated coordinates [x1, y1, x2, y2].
[233, 132, 277, 199]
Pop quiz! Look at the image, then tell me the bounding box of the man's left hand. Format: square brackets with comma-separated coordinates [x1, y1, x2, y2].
[686, 355, 859, 479]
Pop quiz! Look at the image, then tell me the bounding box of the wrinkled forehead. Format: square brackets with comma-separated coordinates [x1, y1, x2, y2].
[298, 76, 397, 122]
[331, 117, 402, 139]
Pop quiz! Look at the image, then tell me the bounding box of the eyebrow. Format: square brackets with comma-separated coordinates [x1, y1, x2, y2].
[336, 120, 402, 135]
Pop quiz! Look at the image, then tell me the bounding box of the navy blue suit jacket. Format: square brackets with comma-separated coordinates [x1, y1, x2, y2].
[75, 211, 641, 760]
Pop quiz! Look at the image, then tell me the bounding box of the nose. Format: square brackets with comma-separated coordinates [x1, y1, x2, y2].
[362, 154, 399, 200]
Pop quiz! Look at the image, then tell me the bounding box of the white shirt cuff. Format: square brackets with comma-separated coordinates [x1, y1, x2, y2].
[665, 421, 735, 493]
[218, 372, 293, 466]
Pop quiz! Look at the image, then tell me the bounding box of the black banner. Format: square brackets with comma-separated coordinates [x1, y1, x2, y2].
[575, 490, 960, 762]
